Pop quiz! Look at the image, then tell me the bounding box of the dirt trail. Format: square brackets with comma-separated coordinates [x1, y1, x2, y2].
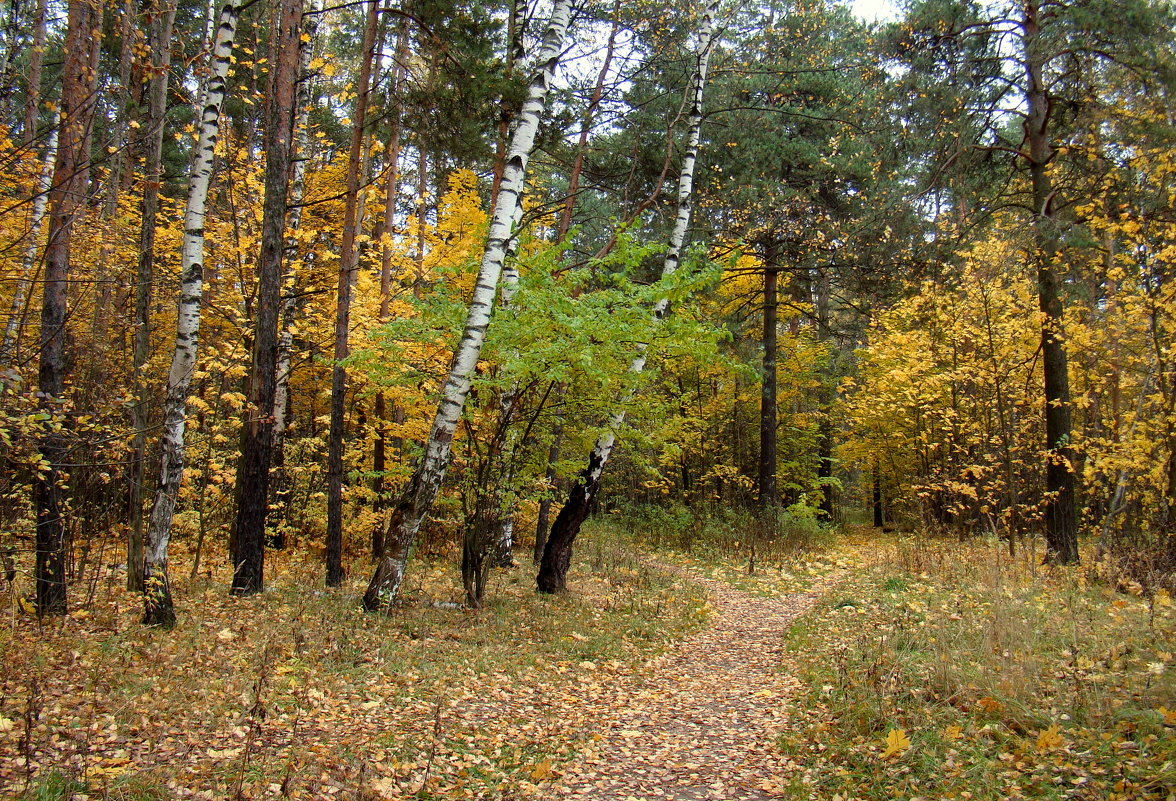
[547, 567, 844, 800]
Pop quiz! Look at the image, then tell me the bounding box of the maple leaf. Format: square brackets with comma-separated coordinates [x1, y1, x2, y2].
[881, 728, 910, 759]
[1035, 724, 1065, 752]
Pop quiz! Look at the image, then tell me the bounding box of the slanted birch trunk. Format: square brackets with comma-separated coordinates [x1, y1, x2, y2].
[142, 0, 245, 626]
[362, 0, 574, 611]
[326, 0, 380, 588]
[533, 0, 619, 564]
[537, 0, 721, 594]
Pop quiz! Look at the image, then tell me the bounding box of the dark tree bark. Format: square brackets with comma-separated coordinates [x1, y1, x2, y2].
[371, 15, 408, 561]
[1023, 0, 1078, 564]
[128, 0, 176, 593]
[21, 0, 46, 142]
[872, 460, 884, 528]
[758, 253, 779, 510]
[326, 0, 379, 588]
[34, 0, 102, 617]
[231, 0, 303, 596]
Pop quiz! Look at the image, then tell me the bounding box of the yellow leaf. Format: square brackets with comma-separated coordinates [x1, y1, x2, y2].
[881, 728, 910, 759]
[977, 696, 1002, 713]
[944, 724, 962, 740]
[1036, 724, 1065, 752]
[1159, 707, 1176, 726]
[529, 758, 553, 781]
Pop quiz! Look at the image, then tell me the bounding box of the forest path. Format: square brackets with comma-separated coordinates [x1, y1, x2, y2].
[545, 564, 846, 801]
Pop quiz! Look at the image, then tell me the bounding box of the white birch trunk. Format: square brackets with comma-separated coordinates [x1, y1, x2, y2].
[0, 124, 57, 371]
[363, 0, 574, 610]
[537, 0, 721, 593]
[142, 0, 244, 626]
[577, 0, 718, 482]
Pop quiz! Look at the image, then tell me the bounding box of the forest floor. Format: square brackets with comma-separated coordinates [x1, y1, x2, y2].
[2, 522, 1174, 801]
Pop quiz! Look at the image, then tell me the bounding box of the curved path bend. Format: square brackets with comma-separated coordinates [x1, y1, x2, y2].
[547, 568, 845, 801]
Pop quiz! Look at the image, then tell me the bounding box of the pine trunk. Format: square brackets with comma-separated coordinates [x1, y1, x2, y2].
[537, 0, 720, 594]
[271, 0, 322, 550]
[21, 0, 47, 142]
[1024, 0, 1078, 564]
[363, 0, 574, 611]
[326, 0, 379, 588]
[34, 0, 101, 617]
[142, 0, 245, 627]
[758, 257, 778, 510]
[371, 16, 409, 560]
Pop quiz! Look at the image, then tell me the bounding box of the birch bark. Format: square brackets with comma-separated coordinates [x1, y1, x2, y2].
[128, 0, 177, 593]
[363, 0, 574, 611]
[142, 0, 245, 626]
[0, 125, 55, 371]
[537, 0, 721, 594]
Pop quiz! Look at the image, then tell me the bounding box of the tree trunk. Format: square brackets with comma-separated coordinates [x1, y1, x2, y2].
[326, 0, 379, 588]
[371, 15, 409, 560]
[142, 0, 245, 627]
[537, 0, 720, 594]
[363, 0, 574, 611]
[534, 394, 565, 563]
[1023, 0, 1078, 564]
[270, 0, 322, 551]
[34, 0, 101, 617]
[128, 0, 176, 593]
[0, 124, 55, 370]
[231, 0, 302, 596]
[21, 0, 47, 142]
[758, 253, 778, 511]
[872, 459, 884, 528]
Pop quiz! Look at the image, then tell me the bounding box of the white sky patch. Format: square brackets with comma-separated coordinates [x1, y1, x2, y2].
[850, 0, 900, 22]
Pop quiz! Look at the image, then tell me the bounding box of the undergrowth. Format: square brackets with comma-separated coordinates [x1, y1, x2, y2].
[611, 501, 841, 597]
[773, 534, 1176, 801]
[0, 524, 706, 800]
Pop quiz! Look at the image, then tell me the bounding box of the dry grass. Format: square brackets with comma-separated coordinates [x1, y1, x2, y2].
[775, 532, 1176, 800]
[0, 523, 706, 800]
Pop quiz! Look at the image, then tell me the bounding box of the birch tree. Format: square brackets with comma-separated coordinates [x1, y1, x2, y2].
[537, 0, 722, 594]
[142, 0, 245, 626]
[362, 0, 574, 611]
[128, 0, 177, 593]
